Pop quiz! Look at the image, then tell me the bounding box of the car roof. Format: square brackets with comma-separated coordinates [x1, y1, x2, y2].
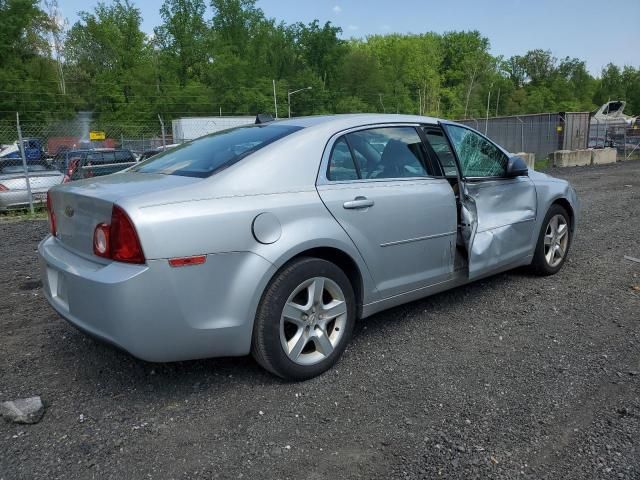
[273, 113, 441, 130]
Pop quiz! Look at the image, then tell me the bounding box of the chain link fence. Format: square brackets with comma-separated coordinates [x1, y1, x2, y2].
[601, 125, 640, 162]
[0, 111, 638, 215]
[0, 114, 259, 214]
[456, 112, 593, 161]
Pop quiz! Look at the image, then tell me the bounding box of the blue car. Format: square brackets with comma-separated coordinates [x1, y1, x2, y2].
[0, 138, 44, 162]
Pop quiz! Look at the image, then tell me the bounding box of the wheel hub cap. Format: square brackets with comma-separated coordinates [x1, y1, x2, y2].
[279, 277, 348, 366]
[544, 214, 569, 268]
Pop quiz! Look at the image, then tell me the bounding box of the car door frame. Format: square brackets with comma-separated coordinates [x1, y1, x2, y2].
[436, 121, 538, 279]
[316, 122, 459, 301]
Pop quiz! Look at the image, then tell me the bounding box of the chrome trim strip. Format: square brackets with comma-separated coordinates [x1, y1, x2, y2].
[380, 231, 455, 247]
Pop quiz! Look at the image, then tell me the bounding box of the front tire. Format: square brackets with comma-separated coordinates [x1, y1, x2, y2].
[531, 204, 572, 276]
[251, 257, 356, 380]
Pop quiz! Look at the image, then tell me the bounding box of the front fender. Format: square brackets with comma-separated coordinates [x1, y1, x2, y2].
[530, 177, 580, 254]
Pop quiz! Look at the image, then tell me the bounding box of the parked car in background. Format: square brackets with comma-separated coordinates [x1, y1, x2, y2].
[0, 138, 45, 162]
[40, 114, 579, 380]
[137, 144, 181, 162]
[53, 148, 137, 182]
[0, 163, 64, 210]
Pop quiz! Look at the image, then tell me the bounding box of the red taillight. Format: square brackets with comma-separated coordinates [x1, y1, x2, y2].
[0, 183, 8, 192]
[46, 192, 57, 236]
[110, 206, 145, 263]
[92, 206, 145, 264]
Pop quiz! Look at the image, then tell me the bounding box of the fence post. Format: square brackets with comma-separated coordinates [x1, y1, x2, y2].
[15, 112, 35, 215]
[517, 116, 524, 152]
[158, 114, 166, 150]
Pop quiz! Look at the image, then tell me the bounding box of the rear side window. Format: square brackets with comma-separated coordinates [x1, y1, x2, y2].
[326, 126, 432, 181]
[132, 125, 302, 178]
[115, 150, 134, 162]
[86, 152, 102, 164]
[101, 152, 116, 163]
[328, 138, 358, 181]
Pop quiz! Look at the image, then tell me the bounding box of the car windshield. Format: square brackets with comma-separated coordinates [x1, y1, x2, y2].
[131, 124, 302, 178]
[1, 164, 49, 174]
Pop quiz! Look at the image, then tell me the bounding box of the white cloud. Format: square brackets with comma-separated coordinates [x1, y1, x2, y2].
[347, 24, 359, 31]
[332, 5, 342, 14]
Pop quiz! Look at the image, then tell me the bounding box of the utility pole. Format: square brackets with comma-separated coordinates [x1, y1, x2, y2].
[16, 112, 34, 215]
[378, 94, 386, 113]
[273, 80, 278, 118]
[158, 114, 166, 150]
[485, 83, 494, 135]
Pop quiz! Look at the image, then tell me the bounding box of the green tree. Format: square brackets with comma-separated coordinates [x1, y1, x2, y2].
[0, 0, 62, 123]
[154, 0, 208, 87]
[64, 0, 154, 123]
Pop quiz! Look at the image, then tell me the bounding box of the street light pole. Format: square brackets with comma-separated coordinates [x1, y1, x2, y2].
[288, 86, 312, 118]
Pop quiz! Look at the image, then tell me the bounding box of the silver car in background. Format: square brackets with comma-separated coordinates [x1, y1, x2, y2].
[0, 164, 64, 211]
[39, 114, 578, 380]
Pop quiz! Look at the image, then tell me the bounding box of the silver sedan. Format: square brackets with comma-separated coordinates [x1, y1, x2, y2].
[39, 115, 579, 380]
[0, 164, 64, 211]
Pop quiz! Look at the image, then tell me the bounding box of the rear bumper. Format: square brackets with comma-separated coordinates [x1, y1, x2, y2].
[38, 235, 276, 362]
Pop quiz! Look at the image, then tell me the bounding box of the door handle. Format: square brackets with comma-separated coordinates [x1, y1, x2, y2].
[343, 196, 374, 209]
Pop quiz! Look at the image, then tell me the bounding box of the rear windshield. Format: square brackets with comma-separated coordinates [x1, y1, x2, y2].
[130, 124, 302, 178]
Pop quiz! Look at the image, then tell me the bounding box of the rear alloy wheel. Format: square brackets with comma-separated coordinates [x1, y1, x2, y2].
[252, 257, 355, 380]
[531, 204, 571, 276]
[280, 276, 347, 366]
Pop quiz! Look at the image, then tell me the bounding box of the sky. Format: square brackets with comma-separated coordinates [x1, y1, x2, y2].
[58, 0, 639, 75]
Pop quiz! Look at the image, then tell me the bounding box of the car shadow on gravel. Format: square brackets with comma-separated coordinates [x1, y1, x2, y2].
[44, 267, 516, 378]
[352, 270, 517, 337]
[40, 319, 282, 399]
[44, 267, 527, 391]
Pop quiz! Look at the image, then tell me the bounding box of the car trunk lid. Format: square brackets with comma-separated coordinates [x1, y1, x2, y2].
[49, 172, 199, 259]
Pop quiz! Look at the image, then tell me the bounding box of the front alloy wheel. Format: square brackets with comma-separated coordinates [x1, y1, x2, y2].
[531, 204, 572, 276]
[543, 214, 569, 268]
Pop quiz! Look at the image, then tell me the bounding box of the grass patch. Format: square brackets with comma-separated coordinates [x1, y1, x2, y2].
[535, 157, 550, 170]
[0, 207, 48, 222]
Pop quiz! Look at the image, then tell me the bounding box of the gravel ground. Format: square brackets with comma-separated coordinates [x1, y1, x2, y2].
[1, 162, 639, 480]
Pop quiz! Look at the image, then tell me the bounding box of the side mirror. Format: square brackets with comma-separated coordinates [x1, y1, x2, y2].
[506, 155, 529, 177]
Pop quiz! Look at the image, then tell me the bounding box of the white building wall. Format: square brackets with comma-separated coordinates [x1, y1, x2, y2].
[171, 116, 255, 142]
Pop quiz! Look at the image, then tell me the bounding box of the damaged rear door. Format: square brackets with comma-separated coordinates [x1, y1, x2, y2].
[442, 123, 537, 280]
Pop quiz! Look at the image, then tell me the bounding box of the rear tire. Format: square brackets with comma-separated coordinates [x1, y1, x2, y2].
[251, 257, 356, 381]
[530, 204, 572, 276]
